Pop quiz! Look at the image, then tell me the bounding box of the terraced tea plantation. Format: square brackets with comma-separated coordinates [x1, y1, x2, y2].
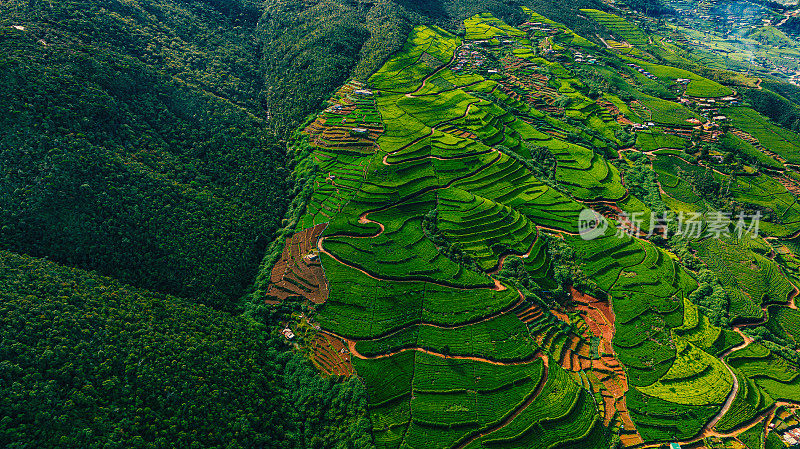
[265, 10, 800, 449]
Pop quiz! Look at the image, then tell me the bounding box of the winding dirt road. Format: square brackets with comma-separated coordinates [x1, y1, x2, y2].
[451, 355, 550, 449]
[632, 293, 799, 449]
[344, 337, 546, 366]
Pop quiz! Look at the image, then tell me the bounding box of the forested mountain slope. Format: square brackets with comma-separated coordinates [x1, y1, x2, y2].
[0, 0, 288, 309]
[8, 0, 800, 448]
[0, 250, 373, 448]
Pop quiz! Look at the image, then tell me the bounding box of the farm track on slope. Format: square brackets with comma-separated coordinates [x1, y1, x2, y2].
[315, 113, 562, 445]
[341, 336, 546, 366]
[632, 297, 799, 448]
[451, 355, 551, 449]
[381, 102, 481, 166]
[317, 151, 508, 290]
[404, 49, 460, 98]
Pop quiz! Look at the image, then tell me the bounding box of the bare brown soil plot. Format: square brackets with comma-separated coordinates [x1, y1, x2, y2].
[308, 332, 355, 377]
[266, 223, 330, 305]
[570, 288, 644, 445]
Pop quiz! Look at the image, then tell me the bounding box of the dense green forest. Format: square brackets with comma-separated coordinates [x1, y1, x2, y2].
[16, 0, 799, 447]
[0, 0, 288, 309]
[0, 250, 374, 448]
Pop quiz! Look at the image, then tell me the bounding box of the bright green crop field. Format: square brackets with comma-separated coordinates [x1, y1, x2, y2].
[265, 8, 800, 449]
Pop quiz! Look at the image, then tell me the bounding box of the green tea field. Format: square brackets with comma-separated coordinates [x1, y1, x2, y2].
[266, 10, 800, 449]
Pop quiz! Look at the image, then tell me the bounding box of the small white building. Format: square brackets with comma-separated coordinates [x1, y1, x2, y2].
[282, 328, 295, 340]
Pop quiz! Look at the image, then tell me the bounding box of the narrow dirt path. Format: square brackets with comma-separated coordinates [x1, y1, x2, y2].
[486, 229, 541, 275]
[788, 286, 798, 310]
[383, 149, 493, 166]
[321, 327, 546, 367]
[407, 78, 491, 98]
[630, 299, 778, 449]
[451, 355, 550, 449]
[345, 338, 545, 366]
[633, 289, 800, 449]
[318, 150, 509, 292]
[332, 298, 528, 344]
[317, 234, 507, 291]
[405, 47, 460, 98]
[535, 224, 582, 236]
[382, 102, 482, 166]
[705, 346, 744, 431]
[313, 131, 560, 449]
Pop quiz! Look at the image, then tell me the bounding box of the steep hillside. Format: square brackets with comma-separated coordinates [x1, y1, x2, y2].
[6, 0, 800, 448]
[0, 0, 604, 310]
[0, 0, 289, 309]
[263, 9, 800, 449]
[0, 250, 373, 448]
[258, 0, 605, 136]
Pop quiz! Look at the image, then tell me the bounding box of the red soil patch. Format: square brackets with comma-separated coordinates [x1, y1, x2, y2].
[308, 332, 355, 377]
[583, 200, 624, 222]
[266, 223, 330, 305]
[776, 175, 800, 196]
[569, 287, 643, 444]
[597, 99, 635, 126]
[516, 303, 594, 372]
[516, 304, 545, 323]
[438, 123, 478, 140]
